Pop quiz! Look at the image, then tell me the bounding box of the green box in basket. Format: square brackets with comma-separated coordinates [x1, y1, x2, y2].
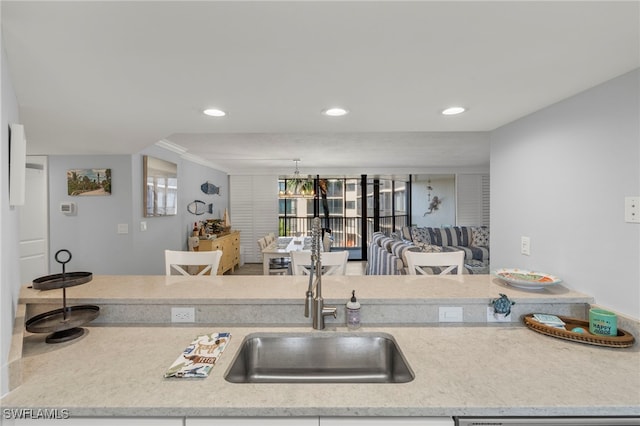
[589, 308, 617, 336]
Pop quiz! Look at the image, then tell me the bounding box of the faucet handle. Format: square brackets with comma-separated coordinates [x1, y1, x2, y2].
[323, 306, 337, 319]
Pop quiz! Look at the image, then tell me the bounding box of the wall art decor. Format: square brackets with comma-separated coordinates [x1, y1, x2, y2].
[187, 200, 213, 215]
[67, 168, 112, 196]
[201, 181, 220, 195]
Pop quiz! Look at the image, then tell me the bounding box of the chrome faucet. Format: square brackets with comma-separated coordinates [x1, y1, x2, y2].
[304, 217, 337, 329]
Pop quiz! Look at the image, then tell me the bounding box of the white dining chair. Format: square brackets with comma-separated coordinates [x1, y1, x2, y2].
[257, 237, 268, 251]
[291, 250, 349, 276]
[405, 250, 465, 275]
[164, 250, 222, 276]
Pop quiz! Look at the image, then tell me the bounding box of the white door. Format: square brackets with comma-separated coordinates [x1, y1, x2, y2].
[19, 156, 48, 284]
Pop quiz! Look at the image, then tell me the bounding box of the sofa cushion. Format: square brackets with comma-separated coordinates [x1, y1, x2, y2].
[401, 226, 413, 241]
[427, 228, 447, 246]
[380, 237, 395, 252]
[456, 226, 473, 247]
[427, 227, 473, 247]
[445, 245, 489, 263]
[390, 240, 414, 258]
[371, 232, 386, 246]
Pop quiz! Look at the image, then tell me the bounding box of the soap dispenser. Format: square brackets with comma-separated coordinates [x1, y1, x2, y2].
[346, 290, 361, 330]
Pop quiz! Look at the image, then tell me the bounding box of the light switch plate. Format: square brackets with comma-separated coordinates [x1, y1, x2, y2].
[439, 306, 463, 322]
[117, 223, 129, 234]
[521, 236, 530, 255]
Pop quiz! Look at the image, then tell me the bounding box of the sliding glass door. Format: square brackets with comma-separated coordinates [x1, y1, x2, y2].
[279, 175, 410, 261]
[365, 178, 409, 239]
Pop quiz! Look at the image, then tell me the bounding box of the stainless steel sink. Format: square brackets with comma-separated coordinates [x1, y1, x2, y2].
[224, 332, 414, 383]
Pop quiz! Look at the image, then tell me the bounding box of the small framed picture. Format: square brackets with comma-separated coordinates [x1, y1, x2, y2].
[67, 168, 112, 196]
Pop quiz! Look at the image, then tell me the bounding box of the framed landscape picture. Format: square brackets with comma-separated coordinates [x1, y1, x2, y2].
[67, 168, 112, 196]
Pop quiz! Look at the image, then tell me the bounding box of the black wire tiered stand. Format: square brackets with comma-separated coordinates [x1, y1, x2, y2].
[25, 249, 100, 344]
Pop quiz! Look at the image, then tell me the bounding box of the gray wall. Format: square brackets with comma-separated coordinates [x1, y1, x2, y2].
[49, 154, 135, 273]
[1, 44, 21, 396]
[491, 69, 640, 319]
[48, 147, 229, 275]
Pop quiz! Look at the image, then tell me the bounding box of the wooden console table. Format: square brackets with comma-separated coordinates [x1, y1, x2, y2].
[197, 231, 240, 274]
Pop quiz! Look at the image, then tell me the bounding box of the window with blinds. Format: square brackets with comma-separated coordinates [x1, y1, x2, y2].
[456, 174, 490, 226]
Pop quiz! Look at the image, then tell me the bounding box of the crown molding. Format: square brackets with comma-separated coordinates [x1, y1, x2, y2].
[155, 139, 228, 172]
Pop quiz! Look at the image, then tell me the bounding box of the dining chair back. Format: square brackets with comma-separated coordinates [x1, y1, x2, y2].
[257, 237, 268, 251]
[291, 250, 349, 276]
[164, 250, 222, 276]
[405, 250, 465, 275]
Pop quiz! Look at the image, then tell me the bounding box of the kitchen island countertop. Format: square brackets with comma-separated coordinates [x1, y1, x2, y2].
[2, 324, 639, 418]
[3, 274, 638, 418]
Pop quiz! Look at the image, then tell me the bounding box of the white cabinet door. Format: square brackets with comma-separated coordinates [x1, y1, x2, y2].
[187, 418, 319, 426]
[9, 418, 181, 426]
[321, 417, 454, 426]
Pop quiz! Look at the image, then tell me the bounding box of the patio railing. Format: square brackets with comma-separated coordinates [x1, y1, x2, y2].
[279, 215, 409, 252]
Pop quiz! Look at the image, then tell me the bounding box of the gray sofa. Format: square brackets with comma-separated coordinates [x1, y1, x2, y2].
[366, 226, 490, 275]
[365, 232, 414, 275]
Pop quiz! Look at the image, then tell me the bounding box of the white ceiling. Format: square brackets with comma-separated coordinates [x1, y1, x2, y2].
[2, 1, 638, 174]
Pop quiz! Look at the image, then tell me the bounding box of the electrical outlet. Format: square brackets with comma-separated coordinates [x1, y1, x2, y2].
[171, 307, 195, 323]
[486, 306, 512, 323]
[625, 196, 640, 223]
[438, 306, 463, 322]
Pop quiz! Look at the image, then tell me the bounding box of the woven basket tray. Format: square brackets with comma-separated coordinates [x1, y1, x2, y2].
[523, 314, 635, 348]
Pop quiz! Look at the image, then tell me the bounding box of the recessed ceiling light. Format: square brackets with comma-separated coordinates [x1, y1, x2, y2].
[203, 108, 227, 117]
[441, 106, 466, 115]
[322, 107, 349, 117]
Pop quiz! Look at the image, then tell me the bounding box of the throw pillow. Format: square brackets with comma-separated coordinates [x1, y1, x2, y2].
[411, 227, 431, 245]
[471, 226, 490, 247]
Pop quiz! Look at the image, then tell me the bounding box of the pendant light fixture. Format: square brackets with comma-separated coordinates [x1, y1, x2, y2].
[279, 160, 315, 198]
